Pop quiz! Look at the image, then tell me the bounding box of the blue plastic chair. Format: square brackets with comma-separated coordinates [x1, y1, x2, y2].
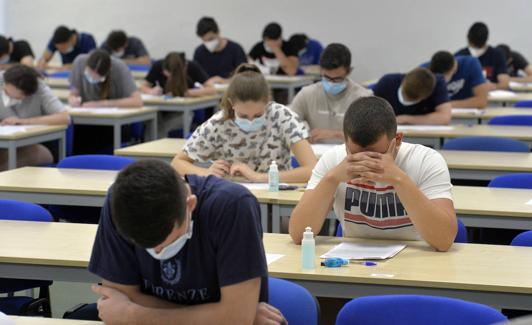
[442, 136, 529, 152]
[268, 278, 319, 325]
[515, 100, 532, 108]
[511, 231, 532, 247]
[336, 295, 506, 325]
[0, 200, 53, 316]
[488, 115, 532, 126]
[489, 173, 532, 190]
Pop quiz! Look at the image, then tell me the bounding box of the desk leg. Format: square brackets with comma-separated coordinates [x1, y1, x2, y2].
[58, 133, 66, 160]
[183, 111, 192, 138]
[8, 142, 16, 169]
[287, 87, 295, 104]
[260, 203, 269, 233]
[113, 123, 121, 149]
[272, 204, 281, 233]
[147, 116, 157, 141]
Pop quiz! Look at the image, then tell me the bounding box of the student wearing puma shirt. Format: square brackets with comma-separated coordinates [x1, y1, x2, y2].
[289, 96, 457, 252]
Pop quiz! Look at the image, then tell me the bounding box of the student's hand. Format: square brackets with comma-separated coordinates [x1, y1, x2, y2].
[487, 82, 497, 91]
[148, 86, 163, 96]
[230, 162, 265, 182]
[254, 302, 288, 325]
[1, 117, 24, 125]
[396, 115, 411, 125]
[309, 129, 339, 143]
[92, 284, 134, 325]
[328, 152, 382, 185]
[68, 96, 82, 107]
[207, 160, 231, 178]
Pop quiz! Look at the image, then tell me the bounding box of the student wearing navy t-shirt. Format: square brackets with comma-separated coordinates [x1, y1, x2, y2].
[496, 44, 532, 83]
[193, 17, 247, 86]
[67, 160, 286, 324]
[425, 51, 489, 108]
[373, 67, 451, 125]
[289, 34, 324, 66]
[455, 22, 509, 89]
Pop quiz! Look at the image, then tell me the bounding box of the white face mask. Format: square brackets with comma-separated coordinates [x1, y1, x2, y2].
[146, 217, 193, 261]
[112, 49, 125, 58]
[469, 46, 487, 58]
[0, 55, 10, 65]
[204, 38, 219, 52]
[264, 42, 273, 53]
[397, 86, 420, 106]
[2, 90, 21, 107]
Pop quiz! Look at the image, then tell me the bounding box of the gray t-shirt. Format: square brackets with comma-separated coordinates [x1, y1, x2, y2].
[290, 79, 372, 132]
[101, 36, 149, 59]
[69, 54, 138, 102]
[0, 73, 65, 120]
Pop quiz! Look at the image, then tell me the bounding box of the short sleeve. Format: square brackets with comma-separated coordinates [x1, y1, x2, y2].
[289, 89, 307, 121]
[115, 60, 138, 97]
[46, 38, 56, 53]
[466, 57, 486, 88]
[182, 119, 218, 163]
[512, 52, 529, 71]
[38, 82, 66, 115]
[88, 194, 142, 285]
[248, 42, 262, 60]
[417, 151, 453, 201]
[432, 76, 450, 107]
[16, 41, 34, 59]
[69, 56, 84, 93]
[278, 104, 309, 146]
[131, 37, 149, 57]
[145, 61, 162, 86]
[306, 146, 341, 189]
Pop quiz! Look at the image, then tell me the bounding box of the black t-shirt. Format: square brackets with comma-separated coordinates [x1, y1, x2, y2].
[145, 59, 209, 89]
[8, 38, 34, 63]
[89, 175, 268, 305]
[249, 40, 298, 75]
[507, 51, 529, 77]
[455, 46, 507, 83]
[193, 39, 247, 78]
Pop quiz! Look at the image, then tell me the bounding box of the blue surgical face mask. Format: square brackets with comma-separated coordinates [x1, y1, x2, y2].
[0, 55, 10, 65]
[322, 78, 347, 96]
[234, 115, 266, 133]
[146, 216, 194, 261]
[84, 69, 105, 84]
[62, 46, 74, 54]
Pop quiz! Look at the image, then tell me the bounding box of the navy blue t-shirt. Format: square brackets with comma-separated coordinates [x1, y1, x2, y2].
[373, 73, 449, 116]
[193, 39, 247, 78]
[455, 46, 507, 83]
[298, 38, 323, 66]
[47, 32, 96, 64]
[89, 175, 268, 305]
[421, 56, 486, 100]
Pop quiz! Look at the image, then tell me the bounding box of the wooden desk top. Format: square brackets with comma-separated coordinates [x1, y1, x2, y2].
[114, 138, 186, 158]
[400, 124, 532, 141]
[452, 107, 532, 120]
[0, 125, 67, 141]
[510, 82, 532, 92]
[440, 150, 532, 172]
[10, 316, 102, 325]
[264, 75, 316, 84]
[68, 107, 157, 118]
[489, 91, 532, 103]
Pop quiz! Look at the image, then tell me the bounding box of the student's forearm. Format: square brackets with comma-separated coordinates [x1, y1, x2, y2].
[104, 96, 143, 108]
[273, 50, 297, 76]
[279, 166, 313, 183]
[450, 95, 488, 109]
[496, 74, 510, 89]
[171, 158, 210, 177]
[23, 112, 70, 125]
[510, 76, 532, 83]
[400, 111, 451, 125]
[20, 56, 34, 67]
[187, 87, 216, 97]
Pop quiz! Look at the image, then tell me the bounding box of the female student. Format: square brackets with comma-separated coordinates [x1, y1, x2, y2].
[68, 49, 142, 154]
[140, 51, 216, 137]
[172, 64, 317, 183]
[0, 64, 70, 170]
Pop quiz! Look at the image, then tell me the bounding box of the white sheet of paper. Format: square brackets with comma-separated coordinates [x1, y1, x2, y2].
[239, 183, 270, 190]
[69, 107, 136, 114]
[214, 83, 229, 91]
[510, 81, 530, 88]
[452, 108, 482, 115]
[266, 253, 285, 265]
[526, 199, 532, 206]
[320, 242, 407, 260]
[490, 90, 517, 98]
[0, 125, 41, 135]
[0, 311, 14, 325]
[397, 125, 454, 131]
[311, 144, 336, 156]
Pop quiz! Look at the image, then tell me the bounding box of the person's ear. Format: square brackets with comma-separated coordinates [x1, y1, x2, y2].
[186, 194, 197, 212]
[395, 132, 404, 148]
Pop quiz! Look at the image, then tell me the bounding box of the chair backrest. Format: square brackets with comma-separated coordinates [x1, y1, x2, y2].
[514, 100, 532, 108]
[488, 173, 532, 189]
[0, 200, 52, 222]
[336, 295, 507, 325]
[442, 136, 529, 152]
[268, 277, 319, 325]
[488, 115, 532, 126]
[511, 231, 532, 247]
[57, 155, 134, 171]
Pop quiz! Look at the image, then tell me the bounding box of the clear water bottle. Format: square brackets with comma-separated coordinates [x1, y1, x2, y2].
[268, 160, 279, 192]
[301, 227, 315, 270]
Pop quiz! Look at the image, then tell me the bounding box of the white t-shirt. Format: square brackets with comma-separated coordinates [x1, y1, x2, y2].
[307, 142, 453, 240]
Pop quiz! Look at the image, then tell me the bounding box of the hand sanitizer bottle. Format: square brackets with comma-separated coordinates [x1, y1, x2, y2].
[302, 227, 315, 270]
[268, 161, 279, 192]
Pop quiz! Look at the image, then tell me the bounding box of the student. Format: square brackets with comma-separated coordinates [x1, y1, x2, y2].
[496, 44, 532, 82]
[373, 67, 451, 125]
[0, 35, 34, 67]
[290, 43, 371, 144]
[288, 33, 323, 67]
[101, 30, 150, 66]
[0, 64, 70, 170]
[455, 22, 509, 89]
[36, 25, 96, 70]
[140, 52, 216, 138]
[193, 17, 247, 85]
[289, 96, 457, 252]
[68, 50, 142, 154]
[67, 160, 286, 324]
[249, 22, 299, 76]
[172, 64, 316, 183]
[426, 51, 489, 108]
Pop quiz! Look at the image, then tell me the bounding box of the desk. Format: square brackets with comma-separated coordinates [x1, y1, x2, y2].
[69, 107, 157, 149]
[265, 75, 316, 103]
[0, 125, 66, 170]
[10, 316, 102, 324]
[510, 82, 532, 92]
[488, 91, 532, 106]
[114, 138, 186, 161]
[46, 78, 143, 89]
[452, 107, 532, 124]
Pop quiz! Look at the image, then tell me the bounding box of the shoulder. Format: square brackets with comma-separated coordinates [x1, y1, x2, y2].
[348, 80, 372, 96]
[376, 73, 403, 89]
[434, 74, 446, 85]
[81, 32, 95, 41]
[455, 47, 469, 56]
[72, 54, 89, 69]
[111, 56, 130, 72]
[226, 40, 244, 50]
[398, 142, 446, 166]
[128, 36, 142, 45]
[249, 42, 263, 52]
[298, 82, 323, 96]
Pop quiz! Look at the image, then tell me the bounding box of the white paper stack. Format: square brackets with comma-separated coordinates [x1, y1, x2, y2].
[320, 242, 406, 260]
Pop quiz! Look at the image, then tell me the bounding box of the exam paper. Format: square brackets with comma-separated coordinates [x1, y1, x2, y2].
[69, 107, 136, 114]
[510, 81, 530, 88]
[321, 242, 406, 260]
[526, 199, 532, 206]
[266, 253, 285, 265]
[397, 125, 454, 131]
[0, 125, 41, 135]
[452, 108, 482, 115]
[490, 90, 517, 98]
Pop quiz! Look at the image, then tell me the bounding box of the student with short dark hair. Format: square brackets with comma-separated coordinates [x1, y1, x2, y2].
[290, 43, 371, 143]
[66, 159, 286, 324]
[373, 67, 451, 125]
[289, 96, 457, 252]
[193, 17, 247, 85]
[101, 30, 150, 65]
[288, 33, 323, 66]
[0, 64, 70, 170]
[425, 51, 489, 108]
[496, 44, 532, 83]
[249, 22, 299, 76]
[173, 64, 316, 183]
[455, 22, 509, 89]
[37, 25, 96, 70]
[0, 35, 34, 67]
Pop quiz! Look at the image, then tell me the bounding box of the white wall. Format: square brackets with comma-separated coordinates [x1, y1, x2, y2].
[3, 0, 532, 82]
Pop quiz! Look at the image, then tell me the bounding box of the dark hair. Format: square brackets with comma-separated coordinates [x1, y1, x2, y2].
[320, 43, 351, 70]
[111, 160, 188, 248]
[3, 64, 41, 96]
[343, 96, 397, 147]
[234, 63, 261, 74]
[196, 17, 219, 37]
[262, 22, 282, 40]
[52, 25, 75, 44]
[429, 51, 456, 74]
[467, 22, 489, 48]
[289, 34, 308, 52]
[86, 50, 112, 99]
[105, 30, 128, 51]
[402, 67, 436, 101]
[496, 44, 511, 61]
[0, 36, 9, 56]
[162, 52, 188, 97]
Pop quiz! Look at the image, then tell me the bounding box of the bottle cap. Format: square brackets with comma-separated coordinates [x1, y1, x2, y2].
[303, 227, 313, 239]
